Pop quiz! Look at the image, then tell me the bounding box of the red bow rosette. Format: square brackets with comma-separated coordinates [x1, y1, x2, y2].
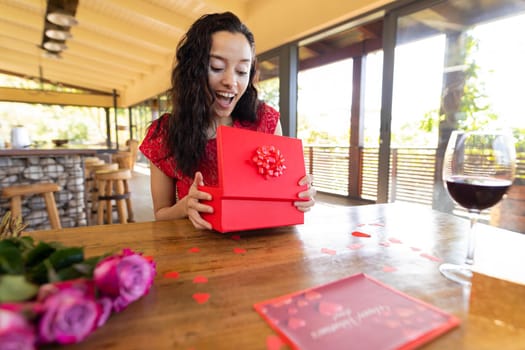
[252, 145, 286, 179]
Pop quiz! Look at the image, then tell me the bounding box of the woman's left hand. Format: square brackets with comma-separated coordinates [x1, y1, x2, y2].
[294, 174, 316, 212]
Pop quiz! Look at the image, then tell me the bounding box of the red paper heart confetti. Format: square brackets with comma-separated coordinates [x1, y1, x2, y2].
[163, 271, 180, 279]
[379, 241, 391, 247]
[319, 301, 343, 316]
[189, 247, 200, 253]
[348, 243, 364, 250]
[410, 247, 422, 252]
[351, 231, 371, 238]
[233, 247, 247, 254]
[287, 317, 306, 330]
[252, 145, 286, 179]
[420, 253, 443, 262]
[321, 247, 337, 255]
[230, 235, 241, 241]
[266, 334, 286, 350]
[383, 265, 397, 272]
[192, 293, 210, 304]
[388, 237, 403, 244]
[193, 275, 208, 284]
[143, 255, 154, 262]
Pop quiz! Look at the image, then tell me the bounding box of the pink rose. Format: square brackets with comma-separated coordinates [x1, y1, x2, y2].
[96, 296, 113, 328]
[0, 309, 36, 350]
[37, 278, 96, 301]
[36, 279, 104, 344]
[0, 301, 43, 316]
[94, 248, 156, 312]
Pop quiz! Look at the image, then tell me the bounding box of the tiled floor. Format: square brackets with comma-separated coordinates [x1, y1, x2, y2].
[127, 163, 369, 223]
[127, 164, 155, 222]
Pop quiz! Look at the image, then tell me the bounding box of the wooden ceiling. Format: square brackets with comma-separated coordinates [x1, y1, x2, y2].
[1, 0, 522, 107]
[0, 0, 396, 107]
[0, 0, 252, 104]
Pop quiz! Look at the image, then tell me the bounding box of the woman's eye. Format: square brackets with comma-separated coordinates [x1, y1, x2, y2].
[210, 66, 223, 72]
[237, 71, 249, 76]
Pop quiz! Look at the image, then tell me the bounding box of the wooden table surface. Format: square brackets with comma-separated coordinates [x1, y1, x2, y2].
[30, 203, 525, 350]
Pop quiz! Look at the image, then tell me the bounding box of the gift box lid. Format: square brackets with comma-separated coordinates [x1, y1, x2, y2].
[215, 126, 307, 200]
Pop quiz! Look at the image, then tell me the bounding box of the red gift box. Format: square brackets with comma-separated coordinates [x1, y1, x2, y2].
[199, 126, 307, 233]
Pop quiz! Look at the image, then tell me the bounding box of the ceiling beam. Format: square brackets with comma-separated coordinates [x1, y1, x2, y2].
[2, 49, 134, 83]
[75, 6, 179, 52]
[108, 0, 193, 34]
[1, 62, 119, 95]
[69, 27, 169, 64]
[0, 87, 114, 107]
[300, 37, 382, 71]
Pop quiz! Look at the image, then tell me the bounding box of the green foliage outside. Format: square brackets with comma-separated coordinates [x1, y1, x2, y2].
[257, 77, 279, 111]
[0, 102, 109, 146]
[418, 35, 525, 152]
[0, 74, 133, 147]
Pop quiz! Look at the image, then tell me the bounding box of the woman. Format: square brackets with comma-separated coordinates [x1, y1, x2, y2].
[140, 12, 315, 230]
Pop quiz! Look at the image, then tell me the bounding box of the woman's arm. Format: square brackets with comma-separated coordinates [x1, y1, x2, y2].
[150, 163, 213, 228]
[150, 163, 183, 220]
[274, 120, 283, 136]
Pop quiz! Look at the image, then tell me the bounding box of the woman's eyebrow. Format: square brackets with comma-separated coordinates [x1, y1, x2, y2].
[209, 54, 251, 63]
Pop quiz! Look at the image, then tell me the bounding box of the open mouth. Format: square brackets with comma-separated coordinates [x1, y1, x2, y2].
[215, 91, 235, 106]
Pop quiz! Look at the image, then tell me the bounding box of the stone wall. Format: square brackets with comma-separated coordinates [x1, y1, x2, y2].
[0, 155, 87, 231]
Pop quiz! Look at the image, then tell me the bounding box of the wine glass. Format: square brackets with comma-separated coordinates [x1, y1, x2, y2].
[440, 130, 516, 285]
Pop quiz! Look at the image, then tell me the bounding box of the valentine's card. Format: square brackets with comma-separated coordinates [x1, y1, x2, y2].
[254, 273, 460, 350]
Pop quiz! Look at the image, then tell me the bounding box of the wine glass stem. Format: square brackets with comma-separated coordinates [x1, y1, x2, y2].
[465, 210, 480, 266]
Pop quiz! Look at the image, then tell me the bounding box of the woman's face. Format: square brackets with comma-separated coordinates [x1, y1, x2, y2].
[208, 31, 253, 121]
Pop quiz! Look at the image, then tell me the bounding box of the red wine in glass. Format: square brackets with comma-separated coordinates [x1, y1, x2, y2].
[446, 176, 512, 211]
[440, 130, 516, 286]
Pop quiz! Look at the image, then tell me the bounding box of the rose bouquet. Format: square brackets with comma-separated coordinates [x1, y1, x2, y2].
[0, 212, 156, 349]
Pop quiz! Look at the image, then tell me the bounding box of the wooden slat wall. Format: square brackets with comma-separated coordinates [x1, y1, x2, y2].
[305, 146, 349, 196]
[304, 145, 525, 204]
[389, 148, 436, 206]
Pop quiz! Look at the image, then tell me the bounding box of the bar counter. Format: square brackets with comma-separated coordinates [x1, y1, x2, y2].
[0, 144, 116, 157]
[0, 145, 117, 230]
[28, 203, 525, 350]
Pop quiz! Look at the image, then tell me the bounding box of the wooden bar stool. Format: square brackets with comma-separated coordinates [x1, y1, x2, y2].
[85, 158, 106, 182]
[113, 139, 139, 171]
[1, 182, 62, 229]
[84, 157, 104, 166]
[84, 159, 106, 202]
[86, 163, 119, 214]
[95, 169, 134, 225]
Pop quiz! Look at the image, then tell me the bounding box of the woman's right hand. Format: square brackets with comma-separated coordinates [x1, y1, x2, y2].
[184, 171, 214, 230]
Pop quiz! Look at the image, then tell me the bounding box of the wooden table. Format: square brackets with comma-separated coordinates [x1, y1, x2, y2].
[30, 203, 525, 349]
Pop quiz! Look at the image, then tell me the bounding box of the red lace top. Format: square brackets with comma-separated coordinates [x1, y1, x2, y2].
[139, 102, 280, 200]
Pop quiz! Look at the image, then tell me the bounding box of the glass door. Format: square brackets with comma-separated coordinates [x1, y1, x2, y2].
[386, 0, 525, 225]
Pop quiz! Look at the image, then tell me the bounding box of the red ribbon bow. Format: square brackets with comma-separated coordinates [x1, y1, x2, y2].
[252, 145, 286, 179]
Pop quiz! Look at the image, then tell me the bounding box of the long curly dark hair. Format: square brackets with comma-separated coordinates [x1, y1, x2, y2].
[165, 12, 259, 177]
